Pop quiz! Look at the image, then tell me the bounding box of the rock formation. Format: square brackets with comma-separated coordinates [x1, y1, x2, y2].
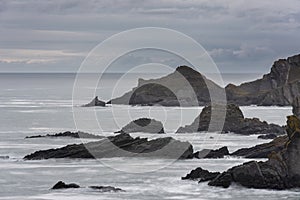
[108, 66, 223, 106]
[226, 54, 300, 106]
[231, 135, 288, 158]
[51, 181, 80, 189]
[176, 104, 285, 135]
[25, 131, 104, 139]
[82, 96, 106, 107]
[206, 115, 300, 189]
[193, 146, 229, 159]
[115, 118, 165, 134]
[24, 133, 194, 160]
[182, 167, 220, 182]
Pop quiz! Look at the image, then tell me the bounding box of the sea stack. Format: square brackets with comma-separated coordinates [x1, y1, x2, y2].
[82, 96, 106, 107]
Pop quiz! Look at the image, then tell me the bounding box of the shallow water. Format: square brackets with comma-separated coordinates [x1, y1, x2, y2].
[0, 73, 299, 200]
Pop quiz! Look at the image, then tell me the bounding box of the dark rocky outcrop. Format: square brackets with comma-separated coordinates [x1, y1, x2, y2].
[176, 104, 285, 135]
[82, 96, 105, 107]
[226, 54, 300, 106]
[24, 133, 194, 160]
[258, 133, 277, 140]
[108, 66, 223, 106]
[182, 167, 220, 182]
[231, 135, 288, 158]
[115, 118, 165, 134]
[193, 147, 229, 159]
[89, 186, 125, 192]
[51, 181, 80, 189]
[25, 131, 104, 139]
[208, 115, 300, 190]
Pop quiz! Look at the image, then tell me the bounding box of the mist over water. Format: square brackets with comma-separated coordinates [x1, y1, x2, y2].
[0, 73, 298, 200]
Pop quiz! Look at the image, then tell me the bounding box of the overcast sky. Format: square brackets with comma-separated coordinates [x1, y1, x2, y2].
[0, 0, 300, 73]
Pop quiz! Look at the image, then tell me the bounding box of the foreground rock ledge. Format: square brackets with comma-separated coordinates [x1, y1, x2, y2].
[24, 133, 193, 160]
[203, 115, 300, 190]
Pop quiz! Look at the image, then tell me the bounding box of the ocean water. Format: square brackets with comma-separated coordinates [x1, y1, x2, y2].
[0, 73, 299, 200]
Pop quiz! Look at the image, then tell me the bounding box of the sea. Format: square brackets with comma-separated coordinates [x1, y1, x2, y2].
[0, 73, 299, 200]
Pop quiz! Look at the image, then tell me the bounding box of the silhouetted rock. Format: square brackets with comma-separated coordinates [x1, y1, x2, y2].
[82, 96, 105, 107]
[176, 104, 285, 135]
[24, 133, 194, 160]
[25, 131, 104, 139]
[89, 186, 125, 192]
[226, 54, 300, 106]
[51, 181, 80, 189]
[193, 146, 229, 159]
[115, 118, 165, 134]
[182, 167, 220, 182]
[208, 115, 300, 190]
[258, 133, 277, 140]
[108, 66, 223, 106]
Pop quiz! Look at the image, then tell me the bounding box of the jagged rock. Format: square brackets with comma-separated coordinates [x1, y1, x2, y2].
[108, 66, 223, 106]
[115, 118, 165, 134]
[82, 96, 105, 107]
[208, 115, 300, 190]
[193, 146, 229, 159]
[24, 133, 194, 160]
[258, 133, 277, 140]
[25, 131, 104, 139]
[182, 167, 220, 182]
[51, 181, 80, 189]
[226, 54, 300, 106]
[89, 186, 125, 192]
[231, 135, 288, 158]
[292, 97, 300, 118]
[176, 104, 285, 135]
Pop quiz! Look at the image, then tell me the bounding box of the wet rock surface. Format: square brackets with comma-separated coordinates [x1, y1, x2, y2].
[115, 118, 165, 134]
[89, 186, 125, 192]
[24, 133, 194, 160]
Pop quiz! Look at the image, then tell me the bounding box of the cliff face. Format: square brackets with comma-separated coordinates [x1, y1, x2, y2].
[109, 66, 223, 106]
[226, 54, 300, 106]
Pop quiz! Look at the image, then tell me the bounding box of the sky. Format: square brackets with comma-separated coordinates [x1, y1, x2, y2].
[0, 0, 300, 73]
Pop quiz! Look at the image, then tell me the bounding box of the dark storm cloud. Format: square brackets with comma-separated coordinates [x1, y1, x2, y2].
[0, 0, 300, 73]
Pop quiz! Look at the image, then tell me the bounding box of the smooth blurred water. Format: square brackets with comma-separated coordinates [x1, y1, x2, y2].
[0, 73, 299, 200]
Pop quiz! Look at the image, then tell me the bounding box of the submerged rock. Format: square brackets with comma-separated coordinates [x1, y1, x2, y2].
[25, 131, 104, 139]
[24, 133, 194, 160]
[176, 104, 285, 135]
[258, 133, 277, 140]
[208, 115, 300, 190]
[51, 181, 80, 189]
[182, 167, 220, 182]
[82, 96, 105, 107]
[115, 118, 165, 134]
[89, 186, 125, 192]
